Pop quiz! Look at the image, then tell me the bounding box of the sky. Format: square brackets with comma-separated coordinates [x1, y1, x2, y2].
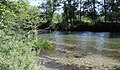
[29, 0, 103, 6]
[29, 0, 43, 6]
[29, 0, 103, 14]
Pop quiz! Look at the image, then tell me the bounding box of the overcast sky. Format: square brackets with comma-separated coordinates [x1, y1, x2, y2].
[29, 0, 103, 6]
[29, 0, 103, 14]
[29, 0, 43, 6]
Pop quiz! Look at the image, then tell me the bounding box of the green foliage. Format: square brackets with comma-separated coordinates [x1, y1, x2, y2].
[98, 16, 105, 23]
[32, 39, 54, 49]
[0, 1, 45, 70]
[39, 0, 58, 23]
[52, 13, 63, 23]
[0, 30, 36, 70]
[0, 0, 40, 30]
[39, 0, 120, 28]
[81, 16, 92, 25]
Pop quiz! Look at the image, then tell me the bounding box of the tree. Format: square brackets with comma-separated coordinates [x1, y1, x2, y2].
[0, 0, 40, 30]
[38, 0, 59, 24]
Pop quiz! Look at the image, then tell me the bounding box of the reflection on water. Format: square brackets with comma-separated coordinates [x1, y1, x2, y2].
[96, 32, 110, 37]
[41, 31, 120, 57]
[53, 31, 64, 50]
[53, 31, 64, 43]
[41, 31, 120, 59]
[74, 32, 108, 54]
[95, 34, 107, 54]
[81, 32, 93, 36]
[80, 35, 89, 53]
[40, 31, 120, 70]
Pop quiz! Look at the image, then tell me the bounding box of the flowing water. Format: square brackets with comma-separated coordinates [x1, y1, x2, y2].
[39, 31, 120, 70]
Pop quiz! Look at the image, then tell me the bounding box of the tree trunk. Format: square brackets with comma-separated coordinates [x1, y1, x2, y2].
[104, 0, 107, 23]
[79, 0, 82, 23]
[93, 0, 96, 25]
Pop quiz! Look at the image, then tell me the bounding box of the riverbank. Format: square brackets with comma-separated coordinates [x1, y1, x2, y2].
[39, 53, 120, 70]
[38, 23, 120, 32]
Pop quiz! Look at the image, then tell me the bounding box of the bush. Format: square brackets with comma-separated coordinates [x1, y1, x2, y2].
[0, 30, 37, 70]
[0, 1, 52, 70]
[32, 39, 54, 49]
[0, 0, 40, 30]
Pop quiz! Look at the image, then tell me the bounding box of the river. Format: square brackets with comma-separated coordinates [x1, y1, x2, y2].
[39, 31, 120, 70]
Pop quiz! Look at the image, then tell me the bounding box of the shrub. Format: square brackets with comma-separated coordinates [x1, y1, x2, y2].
[32, 39, 54, 50]
[0, 30, 37, 70]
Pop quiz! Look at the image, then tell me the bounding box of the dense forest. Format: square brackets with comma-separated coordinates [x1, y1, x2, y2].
[1, 0, 120, 32]
[38, 0, 120, 31]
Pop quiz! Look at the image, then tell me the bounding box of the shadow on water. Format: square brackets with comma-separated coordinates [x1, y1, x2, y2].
[109, 33, 120, 38]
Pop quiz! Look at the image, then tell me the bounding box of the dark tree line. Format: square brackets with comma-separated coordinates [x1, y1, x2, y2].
[38, 0, 120, 30]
